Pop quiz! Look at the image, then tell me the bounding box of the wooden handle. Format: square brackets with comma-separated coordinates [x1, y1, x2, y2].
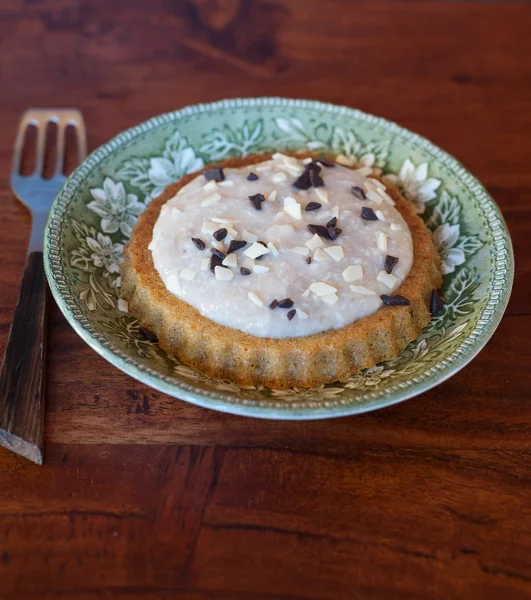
[0, 251, 47, 464]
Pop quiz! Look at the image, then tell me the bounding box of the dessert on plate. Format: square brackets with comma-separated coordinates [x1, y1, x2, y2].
[121, 152, 443, 388]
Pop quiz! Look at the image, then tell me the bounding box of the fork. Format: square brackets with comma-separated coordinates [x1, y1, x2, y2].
[0, 109, 87, 464]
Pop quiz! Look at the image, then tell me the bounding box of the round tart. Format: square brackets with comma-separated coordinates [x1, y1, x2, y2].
[121, 153, 442, 388]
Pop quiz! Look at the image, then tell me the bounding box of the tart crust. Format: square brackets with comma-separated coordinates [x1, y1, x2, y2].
[121, 154, 442, 388]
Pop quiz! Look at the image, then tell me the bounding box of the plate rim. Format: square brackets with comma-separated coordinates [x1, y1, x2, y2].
[43, 96, 514, 419]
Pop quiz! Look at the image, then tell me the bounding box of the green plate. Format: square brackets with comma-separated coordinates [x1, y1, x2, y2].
[44, 98, 513, 419]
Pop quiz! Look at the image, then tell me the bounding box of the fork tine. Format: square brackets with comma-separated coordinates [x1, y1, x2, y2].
[54, 120, 66, 175]
[33, 117, 47, 176]
[12, 110, 34, 176]
[71, 110, 87, 162]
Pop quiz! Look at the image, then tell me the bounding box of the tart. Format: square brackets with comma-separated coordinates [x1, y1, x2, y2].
[121, 153, 442, 388]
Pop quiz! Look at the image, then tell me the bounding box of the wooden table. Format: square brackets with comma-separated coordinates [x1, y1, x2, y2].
[0, 1, 530, 598]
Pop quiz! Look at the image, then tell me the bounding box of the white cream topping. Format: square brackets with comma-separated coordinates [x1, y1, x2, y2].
[149, 156, 413, 338]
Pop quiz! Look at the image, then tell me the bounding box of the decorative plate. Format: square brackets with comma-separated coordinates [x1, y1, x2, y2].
[44, 98, 513, 419]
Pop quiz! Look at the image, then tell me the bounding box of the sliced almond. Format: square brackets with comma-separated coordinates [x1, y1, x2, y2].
[313, 248, 331, 263]
[200, 258, 210, 271]
[336, 154, 355, 167]
[342, 265, 363, 282]
[256, 164, 272, 172]
[377, 270, 398, 289]
[212, 217, 235, 224]
[321, 293, 339, 305]
[309, 281, 337, 297]
[267, 242, 279, 256]
[350, 284, 376, 296]
[179, 268, 196, 281]
[284, 203, 302, 220]
[222, 253, 238, 268]
[117, 298, 129, 313]
[203, 180, 218, 192]
[218, 180, 234, 187]
[167, 274, 182, 295]
[375, 210, 385, 221]
[211, 240, 224, 252]
[390, 223, 401, 231]
[355, 166, 372, 176]
[268, 190, 278, 202]
[202, 192, 222, 207]
[302, 157, 313, 165]
[227, 227, 238, 237]
[377, 232, 388, 251]
[297, 309, 309, 319]
[378, 189, 395, 205]
[306, 234, 324, 251]
[253, 265, 270, 274]
[215, 266, 234, 281]
[244, 241, 270, 259]
[201, 221, 218, 235]
[315, 188, 329, 204]
[330, 206, 339, 219]
[272, 172, 288, 183]
[291, 246, 310, 256]
[324, 246, 344, 262]
[366, 190, 383, 204]
[302, 287, 311, 298]
[283, 196, 298, 206]
[248, 291, 264, 307]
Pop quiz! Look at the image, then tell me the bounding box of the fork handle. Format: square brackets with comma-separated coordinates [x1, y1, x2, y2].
[0, 251, 47, 464]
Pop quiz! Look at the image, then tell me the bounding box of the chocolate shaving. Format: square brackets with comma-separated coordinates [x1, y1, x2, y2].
[228, 240, 247, 254]
[361, 207, 378, 221]
[352, 186, 367, 200]
[293, 170, 312, 190]
[277, 298, 294, 309]
[240, 267, 252, 276]
[204, 167, 224, 182]
[247, 172, 259, 181]
[326, 216, 337, 228]
[306, 256, 312, 264]
[287, 309, 296, 321]
[381, 294, 411, 306]
[316, 157, 335, 168]
[210, 254, 223, 273]
[430, 289, 444, 316]
[305, 202, 322, 212]
[213, 228, 227, 241]
[384, 255, 399, 274]
[210, 248, 226, 259]
[305, 161, 321, 173]
[293, 161, 323, 190]
[191, 237, 205, 250]
[138, 327, 158, 342]
[309, 168, 324, 188]
[308, 224, 333, 240]
[328, 227, 342, 240]
[269, 299, 279, 310]
[249, 193, 265, 210]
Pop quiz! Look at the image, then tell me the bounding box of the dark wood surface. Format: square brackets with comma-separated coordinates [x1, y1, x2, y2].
[0, 1, 530, 598]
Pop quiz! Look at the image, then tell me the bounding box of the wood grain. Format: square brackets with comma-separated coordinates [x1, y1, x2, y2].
[0, 0, 530, 598]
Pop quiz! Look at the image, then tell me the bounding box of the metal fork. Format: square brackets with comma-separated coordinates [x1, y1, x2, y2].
[0, 109, 86, 464]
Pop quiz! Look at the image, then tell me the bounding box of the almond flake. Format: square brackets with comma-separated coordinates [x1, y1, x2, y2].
[342, 265, 363, 282]
[200, 258, 210, 271]
[244, 241, 270, 259]
[281, 162, 304, 175]
[284, 203, 302, 220]
[202, 192, 222, 207]
[313, 248, 331, 263]
[364, 179, 378, 192]
[211, 240, 224, 252]
[203, 180, 218, 192]
[283, 196, 298, 206]
[350, 285, 376, 296]
[253, 265, 270, 274]
[218, 180, 234, 187]
[377, 270, 398, 289]
[321, 293, 339, 305]
[366, 190, 383, 204]
[241, 230, 258, 242]
[256, 164, 272, 172]
[179, 268, 196, 281]
[268, 190, 278, 201]
[171, 207, 182, 216]
[248, 291, 264, 307]
[297, 309, 309, 319]
[309, 282, 337, 297]
[375, 210, 385, 221]
[215, 266, 234, 281]
[272, 152, 290, 161]
[377, 232, 388, 251]
[227, 227, 238, 237]
[267, 242, 279, 256]
[212, 217, 235, 224]
[117, 299, 129, 313]
[390, 223, 401, 231]
[330, 206, 339, 219]
[302, 287, 311, 298]
[222, 253, 238, 268]
[336, 154, 355, 167]
[372, 179, 386, 191]
[378, 189, 395, 205]
[306, 234, 324, 251]
[324, 246, 344, 262]
[272, 172, 288, 183]
[291, 246, 310, 256]
[355, 167, 373, 176]
[242, 258, 255, 270]
[224, 235, 233, 245]
[201, 221, 217, 235]
[167, 274, 182, 295]
[314, 188, 329, 204]
[302, 157, 313, 165]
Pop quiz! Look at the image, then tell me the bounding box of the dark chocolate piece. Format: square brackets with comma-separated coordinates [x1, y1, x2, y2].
[352, 186, 367, 200]
[293, 170, 312, 190]
[309, 168, 324, 188]
[287, 309, 296, 321]
[191, 237, 205, 251]
[305, 202, 322, 212]
[430, 289, 444, 316]
[327, 227, 342, 240]
[240, 267, 252, 276]
[381, 294, 411, 306]
[210, 254, 223, 273]
[204, 167, 224, 182]
[326, 216, 337, 229]
[227, 240, 247, 254]
[307, 224, 333, 240]
[249, 193, 265, 210]
[269, 299, 279, 310]
[384, 255, 399, 274]
[247, 172, 259, 181]
[210, 248, 226, 260]
[138, 327, 158, 342]
[277, 298, 294, 309]
[361, 207, 378, 221]
[213, 228, 227, 241]
[306, 256, 312, 264]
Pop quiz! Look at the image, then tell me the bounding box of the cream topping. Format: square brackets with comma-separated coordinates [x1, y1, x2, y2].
[149, 154, 413, 339]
